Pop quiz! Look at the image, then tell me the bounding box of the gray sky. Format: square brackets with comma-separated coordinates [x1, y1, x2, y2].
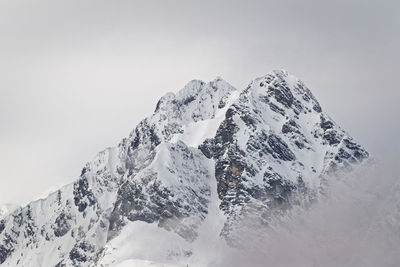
[0, 0, 399, 205]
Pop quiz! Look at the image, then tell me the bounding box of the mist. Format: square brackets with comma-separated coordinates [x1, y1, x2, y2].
[214, 159, 400, 267]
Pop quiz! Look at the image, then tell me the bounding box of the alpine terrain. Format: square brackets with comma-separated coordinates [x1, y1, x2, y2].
[0, 70, 370, 266]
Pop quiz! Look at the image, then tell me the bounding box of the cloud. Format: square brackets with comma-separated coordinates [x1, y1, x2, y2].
[216, 159, 400, 267]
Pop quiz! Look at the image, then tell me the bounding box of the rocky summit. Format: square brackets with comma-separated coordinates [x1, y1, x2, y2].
[0, 70, 369, 266]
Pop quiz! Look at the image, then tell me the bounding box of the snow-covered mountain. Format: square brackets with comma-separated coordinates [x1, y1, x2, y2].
[0, 70, 370, 266]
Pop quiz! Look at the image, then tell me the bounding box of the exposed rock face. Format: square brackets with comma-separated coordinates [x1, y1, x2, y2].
[199, 70, 368, 241]
[107, 141, 212, 242]
[0, 70, 369, 266]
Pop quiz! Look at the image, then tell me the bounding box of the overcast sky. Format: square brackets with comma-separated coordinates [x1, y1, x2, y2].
[0, 0, 399, 205]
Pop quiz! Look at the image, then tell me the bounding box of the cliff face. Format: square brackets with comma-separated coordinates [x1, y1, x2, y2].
[0, 70, 369, 266]
[199, 70, 368, 242]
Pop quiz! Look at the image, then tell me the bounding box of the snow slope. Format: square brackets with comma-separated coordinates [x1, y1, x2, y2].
[0, 205, 18, 220]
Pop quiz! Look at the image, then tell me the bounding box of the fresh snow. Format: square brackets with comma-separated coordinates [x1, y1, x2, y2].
[98, 221, 190, 266]
[170, 89, 242, 148]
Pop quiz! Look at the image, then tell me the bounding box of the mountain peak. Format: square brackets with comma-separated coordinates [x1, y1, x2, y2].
[246, 70, 323, 115]
[176, 77, 235, 100]
[175, 79, 205, 99]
